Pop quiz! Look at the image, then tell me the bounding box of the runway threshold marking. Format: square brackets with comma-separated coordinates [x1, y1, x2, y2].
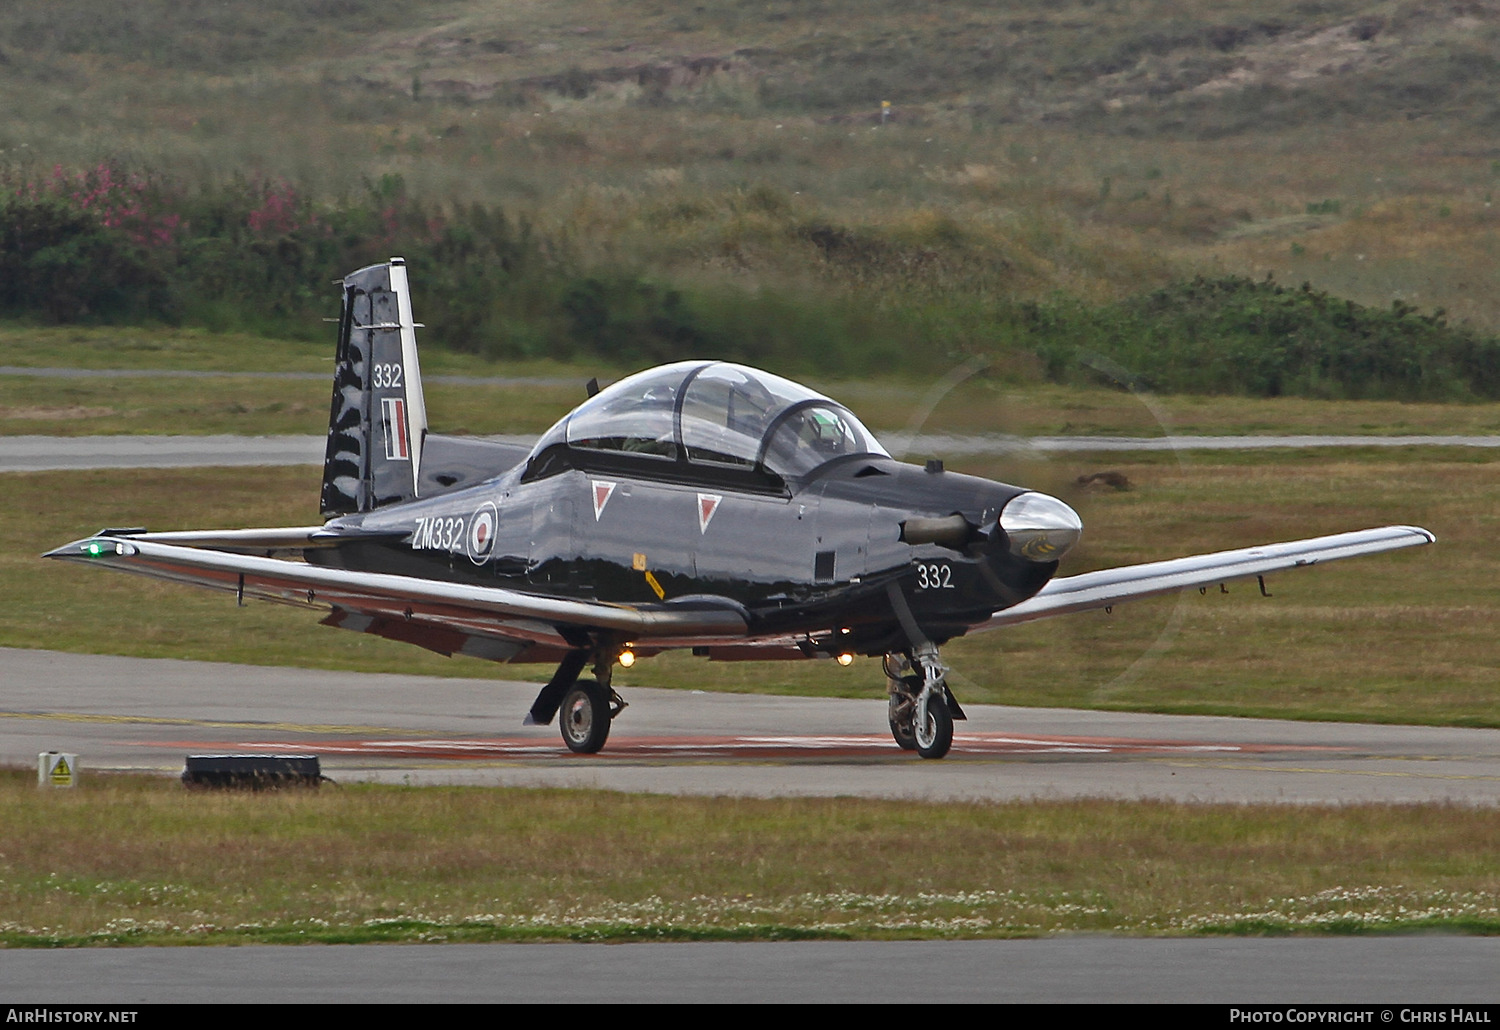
[140, 732, 1344, 762]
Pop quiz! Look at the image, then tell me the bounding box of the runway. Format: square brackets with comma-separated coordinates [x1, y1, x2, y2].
[4, 938, 1498, 1003]
[4, 648, 1497, 805]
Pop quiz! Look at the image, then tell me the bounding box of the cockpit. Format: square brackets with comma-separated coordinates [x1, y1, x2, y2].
[524, 361, 889, 485]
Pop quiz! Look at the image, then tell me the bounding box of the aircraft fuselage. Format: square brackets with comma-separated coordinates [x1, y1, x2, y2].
[313, 450, 1062, 656]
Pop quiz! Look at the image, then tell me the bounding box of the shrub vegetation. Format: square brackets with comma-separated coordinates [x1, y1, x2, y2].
[4, 1, 1500, 399]
[1028, 277, 1500, 400]
[4, 163, 1498, 400]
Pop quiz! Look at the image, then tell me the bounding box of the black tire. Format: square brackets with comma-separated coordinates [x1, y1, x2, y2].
[560, 679, 611, 754]
[887, 687, 917, 750]
[914, 694, 953, 759]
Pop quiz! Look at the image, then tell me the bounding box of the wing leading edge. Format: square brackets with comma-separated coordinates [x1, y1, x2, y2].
[44, 537, 750, 650]
[980, 525, 1434, 630]
[45, 523, 1434, 656]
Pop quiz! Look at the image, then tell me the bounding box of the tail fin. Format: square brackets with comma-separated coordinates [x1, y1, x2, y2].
[320, 257, 430, 518]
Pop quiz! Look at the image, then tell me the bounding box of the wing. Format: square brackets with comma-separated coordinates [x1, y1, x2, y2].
[81, 526, 340, 557]
[44, 535, 750, 662]
[980, 525, 1434, 629]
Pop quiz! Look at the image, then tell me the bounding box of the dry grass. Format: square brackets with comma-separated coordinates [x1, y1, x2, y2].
[1, 770, 1496, 944]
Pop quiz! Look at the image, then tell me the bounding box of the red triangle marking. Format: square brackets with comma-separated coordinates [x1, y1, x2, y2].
[698, 493, 722, 533]
[593, 480, 616, 520]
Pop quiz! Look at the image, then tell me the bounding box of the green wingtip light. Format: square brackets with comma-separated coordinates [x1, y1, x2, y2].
[81, 539, 135, 557]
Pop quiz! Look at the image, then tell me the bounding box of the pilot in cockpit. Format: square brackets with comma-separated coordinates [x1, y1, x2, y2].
[618, 382, 679, 456]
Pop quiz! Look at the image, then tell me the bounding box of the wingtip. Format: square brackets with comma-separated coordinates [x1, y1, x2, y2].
[42, 538, 91, 560]
[41, 537, 140, 561]
[1399, 525, 1437, 545]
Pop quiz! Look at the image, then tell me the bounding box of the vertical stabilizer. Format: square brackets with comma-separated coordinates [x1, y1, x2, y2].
[320, 257, 430, 518]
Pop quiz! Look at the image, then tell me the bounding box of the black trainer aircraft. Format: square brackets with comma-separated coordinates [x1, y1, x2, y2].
[47, 259, 1435, 758]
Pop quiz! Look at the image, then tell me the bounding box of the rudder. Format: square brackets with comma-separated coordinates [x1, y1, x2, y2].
[320, 257, 430, 518]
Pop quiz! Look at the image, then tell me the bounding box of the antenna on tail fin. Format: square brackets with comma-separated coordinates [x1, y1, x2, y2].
[320, 257, 430, 519]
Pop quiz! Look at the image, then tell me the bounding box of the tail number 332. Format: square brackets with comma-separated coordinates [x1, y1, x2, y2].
[914, 562, 953, 589]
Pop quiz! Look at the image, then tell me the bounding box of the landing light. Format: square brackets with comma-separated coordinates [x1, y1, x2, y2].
[836, 653, 854, 666]
[617, 650, 636, 668]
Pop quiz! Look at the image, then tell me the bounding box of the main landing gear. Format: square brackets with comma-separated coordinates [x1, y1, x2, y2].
[527, 649, 628, 754]
[560, 678, 612, 753]
[884, 647, 962, 760]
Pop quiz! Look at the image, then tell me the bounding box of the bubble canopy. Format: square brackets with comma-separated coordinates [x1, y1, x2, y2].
[527, 361, 889, 481]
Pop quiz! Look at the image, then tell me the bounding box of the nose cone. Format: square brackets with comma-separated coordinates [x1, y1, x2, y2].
[999, 491, 1082, 562]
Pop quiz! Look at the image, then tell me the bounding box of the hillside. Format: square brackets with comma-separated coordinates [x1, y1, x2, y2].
[0, 0, 1496, 385]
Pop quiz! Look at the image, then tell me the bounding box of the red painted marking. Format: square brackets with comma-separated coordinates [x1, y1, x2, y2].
[697, 493, 722, 534]
[142, 733, 1340, 762]
[592, 480, 616, 520]
[382, 397, 409, 460]
[393, 397, 408, 458]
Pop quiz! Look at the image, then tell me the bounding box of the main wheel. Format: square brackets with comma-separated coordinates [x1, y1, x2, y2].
[887, 685, 917, 750]
[913, 693, 953, 759]
[560, 679, 611, 754]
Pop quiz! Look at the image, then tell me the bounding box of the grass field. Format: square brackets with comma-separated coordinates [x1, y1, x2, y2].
[10, 374, 1500, 439]
[8, 321, 1500, 438]
[1, 770, 1496, 945]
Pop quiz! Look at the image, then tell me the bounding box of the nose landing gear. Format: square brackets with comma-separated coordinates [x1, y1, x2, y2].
[884, 649, 960, 759]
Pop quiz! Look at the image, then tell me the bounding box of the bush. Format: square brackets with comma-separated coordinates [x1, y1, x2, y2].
[1027, 276, 1500, 401]
[3, 164, 1497, 400]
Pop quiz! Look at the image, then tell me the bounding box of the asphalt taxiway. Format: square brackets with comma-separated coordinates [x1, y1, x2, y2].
[4, 938, 1498, 1003]
[3, 648, 1497, 805]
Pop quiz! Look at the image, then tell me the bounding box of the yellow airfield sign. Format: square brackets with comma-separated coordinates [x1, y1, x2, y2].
[38, 751, 78, 788]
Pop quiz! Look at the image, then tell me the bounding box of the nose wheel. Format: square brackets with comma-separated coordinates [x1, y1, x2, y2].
[913, 692, 953, 758]
[888, 694, 918, 750]
[885, 650, 957, 759]
[885, 655, 920, 750]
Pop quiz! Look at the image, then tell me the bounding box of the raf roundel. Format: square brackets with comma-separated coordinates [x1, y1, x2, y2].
[467, 502, 498, 564]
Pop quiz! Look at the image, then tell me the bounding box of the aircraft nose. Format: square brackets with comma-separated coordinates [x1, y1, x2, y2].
[999, 491, 1082, 562]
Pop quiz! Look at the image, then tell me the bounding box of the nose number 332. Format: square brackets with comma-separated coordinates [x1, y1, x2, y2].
[914, 562, 954, 589]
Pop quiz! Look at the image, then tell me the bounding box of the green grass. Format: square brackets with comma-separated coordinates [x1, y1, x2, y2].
[1, 770, 1496, 945]
[0, 323, 593, 378]
[0, 372, 594, 437]
[3, 448, 1493, 727]
[6, 320, 1500, 438]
